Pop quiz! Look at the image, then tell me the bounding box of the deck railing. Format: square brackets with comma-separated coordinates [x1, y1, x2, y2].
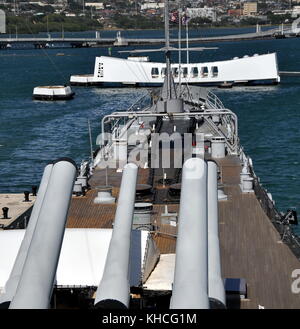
[206, 90, 225, 110]
[110, 92, 152, 136]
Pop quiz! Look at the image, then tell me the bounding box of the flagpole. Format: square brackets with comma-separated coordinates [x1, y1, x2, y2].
[164, 0, 171, 99]
[178, 8, 182, 95]
[186, 18, 189, 65]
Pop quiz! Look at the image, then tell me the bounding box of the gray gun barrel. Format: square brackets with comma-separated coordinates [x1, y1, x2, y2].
[170, 158, 209, 309]
[207, 161, 226, 308]
[94, 163, 138, 309]
[0, 163, 54, 308]
[9, 158, 77, 309]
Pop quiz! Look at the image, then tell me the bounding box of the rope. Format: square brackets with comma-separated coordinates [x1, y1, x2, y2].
[24, 19, 68, 83]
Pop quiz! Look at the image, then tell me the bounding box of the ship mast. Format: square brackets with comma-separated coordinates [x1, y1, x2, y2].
[155, 0, 184, 113]
[164, 0, 172, 99]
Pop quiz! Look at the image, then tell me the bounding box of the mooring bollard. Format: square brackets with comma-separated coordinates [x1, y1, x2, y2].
[31, 186, 38, 196]
[24, 191, 30, 202]
[2, 207, 9, 219]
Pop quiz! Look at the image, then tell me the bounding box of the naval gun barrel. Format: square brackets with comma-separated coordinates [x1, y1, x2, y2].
[0, 163, 54, 308]
[207, 161, 226, 308]
[170, 158, 209, 309]
[94, 163, 138, 309]
[9, 158, 77, 309]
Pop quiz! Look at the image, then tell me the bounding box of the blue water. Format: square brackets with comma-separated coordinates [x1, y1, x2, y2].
[0, 28, 299, 234]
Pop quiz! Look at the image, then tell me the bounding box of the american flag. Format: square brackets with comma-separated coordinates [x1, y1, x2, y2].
[170, 11, 191, 25]
[170, 11, 179, 23]
[182, 13, 191, 25]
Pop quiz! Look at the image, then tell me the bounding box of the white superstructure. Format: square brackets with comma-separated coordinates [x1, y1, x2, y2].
[70, 53, 280, 86]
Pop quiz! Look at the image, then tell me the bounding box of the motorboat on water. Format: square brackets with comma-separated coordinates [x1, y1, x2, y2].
[32, 85, 75, 101]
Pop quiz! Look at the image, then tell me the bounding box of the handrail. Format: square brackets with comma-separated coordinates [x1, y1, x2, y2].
[94, 88, 239, 168]
[110, 92, 151, 138]
[99, 109, 238, 153]
[206, 90, 225, 110]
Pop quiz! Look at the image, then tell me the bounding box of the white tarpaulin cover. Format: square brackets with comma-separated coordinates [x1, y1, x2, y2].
[0, 228, 148, 291]
[144, 254, 175, 291]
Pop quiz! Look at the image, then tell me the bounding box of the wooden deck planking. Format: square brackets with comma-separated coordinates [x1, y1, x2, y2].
[67, 189, 116, 228]
[218, 158, 300, 309]
[217, 155, 242, 185]
[67, 167, 150, 228]
[88, 167, 150, 188]
[152, 204, 178, 254]
[67, 186, 178, 253]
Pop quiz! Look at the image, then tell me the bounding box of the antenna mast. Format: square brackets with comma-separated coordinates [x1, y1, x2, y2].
[178, 3, 182, 96]
[164, 0, 172, 99]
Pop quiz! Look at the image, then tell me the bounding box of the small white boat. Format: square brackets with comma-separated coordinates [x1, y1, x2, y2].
[33, 85, 75, 101]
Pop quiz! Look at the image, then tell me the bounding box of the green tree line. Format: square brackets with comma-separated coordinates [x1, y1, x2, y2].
[6, 14, 103, 34]
[112, 14, 164, 29]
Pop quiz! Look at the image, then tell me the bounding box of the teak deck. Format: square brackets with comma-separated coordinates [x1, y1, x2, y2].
[66, 155, 300, 309]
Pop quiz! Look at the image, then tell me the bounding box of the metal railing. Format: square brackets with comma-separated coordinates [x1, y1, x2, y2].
[206, 90, 225, 110]
[110, 92, 152, 137]
[95, 87, 239, 167]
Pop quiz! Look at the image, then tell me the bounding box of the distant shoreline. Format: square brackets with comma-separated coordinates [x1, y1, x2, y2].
[101, 24, 276, 31]
[1, 24, 279, 37]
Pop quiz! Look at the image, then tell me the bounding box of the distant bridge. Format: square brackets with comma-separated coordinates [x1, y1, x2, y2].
[0, 26, 297, 49]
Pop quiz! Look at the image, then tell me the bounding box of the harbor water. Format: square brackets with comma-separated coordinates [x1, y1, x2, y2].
[0, 28, 299, 234]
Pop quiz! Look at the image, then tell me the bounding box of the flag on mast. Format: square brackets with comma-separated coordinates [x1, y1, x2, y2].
[170, 11, 179, 23]
[182, 12, 191, 25]
[170, 10, 191, 25]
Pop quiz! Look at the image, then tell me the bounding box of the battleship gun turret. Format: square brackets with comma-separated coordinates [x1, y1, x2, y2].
[94, 162, 138, 309]
[170, 158, 209, 309]
[9, 158, 76, 309]
[0, 163, 54, 308]
[207, 160, 226, 308]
